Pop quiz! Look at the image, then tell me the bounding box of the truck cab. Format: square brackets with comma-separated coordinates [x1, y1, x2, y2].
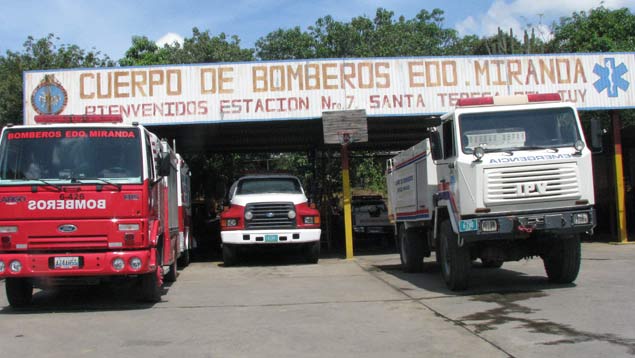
[220, 174, 321, 265]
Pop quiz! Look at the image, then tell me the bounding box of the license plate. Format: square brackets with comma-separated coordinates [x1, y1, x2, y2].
[264, 234, 279, 243]
[54, 256, 80, 269]
[459, 219, 478, 232]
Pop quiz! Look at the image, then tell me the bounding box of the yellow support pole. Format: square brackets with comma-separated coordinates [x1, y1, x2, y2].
[612, 110, 629, 243]
[341, 143, 354, 259]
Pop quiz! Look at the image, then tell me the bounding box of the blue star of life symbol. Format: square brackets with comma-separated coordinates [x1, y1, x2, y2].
[593, 58, 629, 98]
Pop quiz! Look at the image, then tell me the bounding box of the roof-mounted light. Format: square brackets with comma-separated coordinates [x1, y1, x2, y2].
[456, 97, 494, 107]
[456, 93, 562, 108]
[527, 93, 562, 102]
[34, 115, 123, 124]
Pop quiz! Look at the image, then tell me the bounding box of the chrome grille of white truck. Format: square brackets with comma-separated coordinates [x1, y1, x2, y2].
[245, 202, 297, 229]
[485, 162, 581, 204]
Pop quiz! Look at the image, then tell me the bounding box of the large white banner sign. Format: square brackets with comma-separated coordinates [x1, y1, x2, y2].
[24, 53, 635, 125]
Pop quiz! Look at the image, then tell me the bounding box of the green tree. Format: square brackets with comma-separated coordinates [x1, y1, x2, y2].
[255, 27, 317, 60]
[548, 6, 635, 53]
[467, 27, 545, 55]
[119, 36, 181, 66]
[255, 8, 461, 59]
[121, 28, 254, 66]
[0, 34, 113, 126]
[547, 6, 635, 127]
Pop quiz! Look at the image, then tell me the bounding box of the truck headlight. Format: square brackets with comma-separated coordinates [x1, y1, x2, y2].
[481, 219, 498, 232]
[112, 258, 125, 271]
[9, 260, 22, 273]
[224, 218, 238, 227]
[0, 260, 5, 273]
[129, 257, 142, 271]
[288, 210, 296, 219]
[303, 216, 320, 225]
[573, 213, 589, 225]
[244, 211, 253, 220]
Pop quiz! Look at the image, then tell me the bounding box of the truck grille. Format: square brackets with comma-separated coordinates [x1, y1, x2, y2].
[484, 162, 580, 205]
[245, 202, 297, 230]
[28, 236, 109, 250]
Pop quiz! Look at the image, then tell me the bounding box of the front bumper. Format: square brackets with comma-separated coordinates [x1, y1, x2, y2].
[458, 207, 595, 242]
[221, 229, 321, 245]
[0, 249, 154, 278]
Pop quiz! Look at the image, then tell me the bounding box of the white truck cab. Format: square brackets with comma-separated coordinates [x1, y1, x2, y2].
[387, 94, 595, 290]
[220, 174, 321, 265]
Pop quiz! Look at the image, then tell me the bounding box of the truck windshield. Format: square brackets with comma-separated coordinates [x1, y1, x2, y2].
[236, 178, 302, 195]
[0, 127, 143, 185]
[458, 107, 581, 154]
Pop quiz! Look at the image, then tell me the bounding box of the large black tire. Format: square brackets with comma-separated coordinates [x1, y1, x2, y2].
[223, 244, 237, 266]
[481, 259, 504, 269]
[304, 241, 320, 264]
[177, 248, 190, 268]
[543, 235, 581, 284]
[439, 220, 471, 291]
[6, 278, 33, 308]
[398, 224, 424, 273]
[164, 246, 178, 283]
[139, 269, 162, 303]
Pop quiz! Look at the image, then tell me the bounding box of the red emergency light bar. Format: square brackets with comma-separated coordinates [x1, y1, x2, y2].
[456, 97, 494, 106]
[34, 115, 123, 124]
[456, 93, 562, 107]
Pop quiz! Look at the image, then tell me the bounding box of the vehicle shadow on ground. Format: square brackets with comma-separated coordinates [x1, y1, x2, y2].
[0, 280, 175, 314]
[368, 259, 575, 297]
[190, 239, 397, 266]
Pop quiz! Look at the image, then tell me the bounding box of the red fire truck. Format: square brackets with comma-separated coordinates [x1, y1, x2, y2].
[0, 115, 180, 306]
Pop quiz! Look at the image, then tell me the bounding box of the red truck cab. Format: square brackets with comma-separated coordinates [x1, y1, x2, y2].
[0, 115, 180, 306]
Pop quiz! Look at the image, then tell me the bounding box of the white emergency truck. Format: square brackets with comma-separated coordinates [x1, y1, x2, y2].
[386, 94, 595, 290]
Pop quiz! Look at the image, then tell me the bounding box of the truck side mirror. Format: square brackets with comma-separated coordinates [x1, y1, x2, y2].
[158, 153, 171, 177]
[590, 118, 604, 153]
[430, 131, 443, 160]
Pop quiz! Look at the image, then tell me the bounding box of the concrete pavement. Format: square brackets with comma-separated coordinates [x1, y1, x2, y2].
[0, 242, 633, 357]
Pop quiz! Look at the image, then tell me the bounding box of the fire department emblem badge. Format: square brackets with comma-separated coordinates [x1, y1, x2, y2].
[31, 74, 68, 115]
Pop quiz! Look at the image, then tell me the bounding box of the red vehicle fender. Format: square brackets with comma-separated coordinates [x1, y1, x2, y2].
[149, 219, 161, 246]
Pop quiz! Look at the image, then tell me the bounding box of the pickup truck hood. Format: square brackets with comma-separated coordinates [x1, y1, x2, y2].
[231, 193, 307, 206]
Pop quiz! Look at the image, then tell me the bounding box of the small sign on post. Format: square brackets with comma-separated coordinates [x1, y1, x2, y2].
[322, 109, 368, 145]
[322, 110, 368, 260]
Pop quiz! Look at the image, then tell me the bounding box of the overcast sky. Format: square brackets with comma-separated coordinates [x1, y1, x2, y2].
[0, 0, 633, 61]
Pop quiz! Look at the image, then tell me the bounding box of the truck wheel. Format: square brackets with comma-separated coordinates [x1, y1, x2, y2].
[543, 235, 581, 284]
[439, 220, 471, 291]
[139, 269, 162, 303]
[177, 248, 190, 268]
[398, 224, 424, 273]
[164, 246, 178, 283]
[6, 278, 33, 308]
[481, 259, 504, 268]
[223, 244, 237, 266]
[304, 241, 320, 264]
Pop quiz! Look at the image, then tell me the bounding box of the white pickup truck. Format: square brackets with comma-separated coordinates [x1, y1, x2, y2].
[220, 174, 322, 265]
